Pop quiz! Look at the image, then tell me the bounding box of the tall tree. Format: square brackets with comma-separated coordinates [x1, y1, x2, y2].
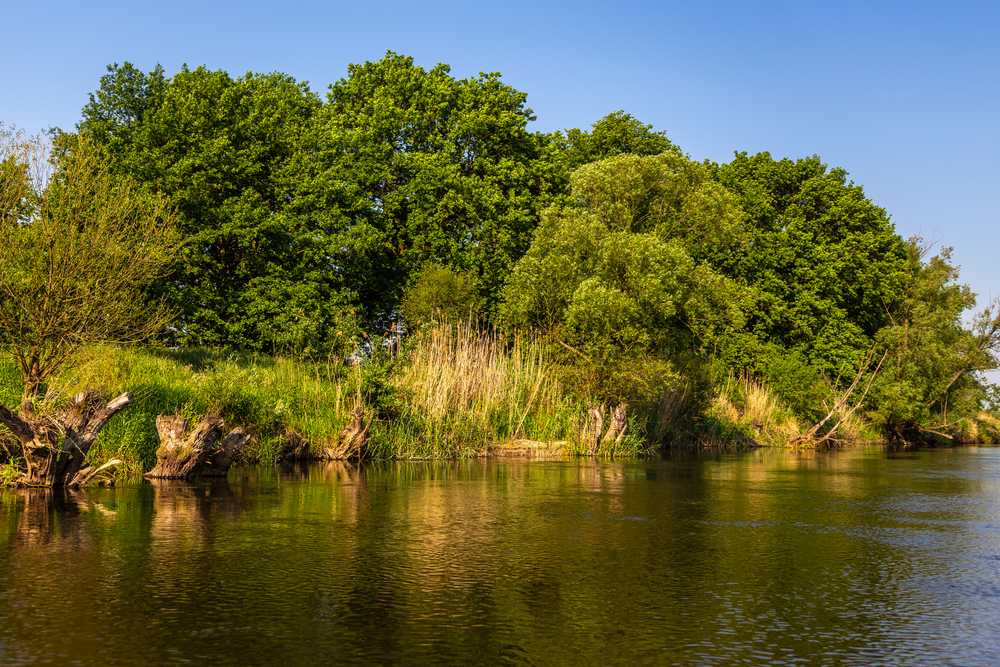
[708, 152, 909, 379]
[870, 241, 1000, 436]
[296, 51, 560, 326]
[79, 63, 351, 353]
[561, 111, 677, 170]
[502, 152, 743, 402]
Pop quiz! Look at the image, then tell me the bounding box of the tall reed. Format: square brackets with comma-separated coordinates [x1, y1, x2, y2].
[702, 374, 803, 447]
[378, 321, 580, 457]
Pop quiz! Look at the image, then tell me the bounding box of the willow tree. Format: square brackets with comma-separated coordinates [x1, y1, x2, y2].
[502, 152, 745, 403]
[0, 127, 181, 486]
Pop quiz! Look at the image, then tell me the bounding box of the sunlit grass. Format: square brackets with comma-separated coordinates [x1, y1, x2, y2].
[377, 322, 595, 457]
[0, 326, 650, 481]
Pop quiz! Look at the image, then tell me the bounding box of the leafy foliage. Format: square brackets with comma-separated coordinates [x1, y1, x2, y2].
[399, 263, 478, 329]
[59, 56, 999, 447]
[560, 111, 677, 169]
[0, 129, 180, 395]
[708, 152, 909, 379]
[79, 62, 353, 352]
[503, 152, 744, 402]
[296, 51, 560, 325]
[870, 241, 1000, 433]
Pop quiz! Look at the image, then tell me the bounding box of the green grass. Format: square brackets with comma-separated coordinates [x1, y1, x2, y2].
[0, 328, 651, 481]
[0, 345, 356, 476]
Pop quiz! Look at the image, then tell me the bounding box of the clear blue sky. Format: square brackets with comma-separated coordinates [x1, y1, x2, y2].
[3, 0, 997, 313]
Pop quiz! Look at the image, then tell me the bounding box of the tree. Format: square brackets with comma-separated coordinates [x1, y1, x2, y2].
[79, 63, 350, 352]
[869, 240, 1000, 438]
[561, 111, 677, 170]
[707, 152, 909, 384]
[399, 263, 478, 329]
[0, 128, 181, 486]
[296, 51, 560, 326]
[502, 152, 743, 402]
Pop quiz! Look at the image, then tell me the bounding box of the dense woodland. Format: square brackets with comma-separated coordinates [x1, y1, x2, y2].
[2, 52, 1000, 485]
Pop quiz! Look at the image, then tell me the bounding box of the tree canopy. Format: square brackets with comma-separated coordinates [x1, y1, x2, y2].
[61, 54, 999, 441]
[502, 152, 743, 401]
[707, 152, 909, 377]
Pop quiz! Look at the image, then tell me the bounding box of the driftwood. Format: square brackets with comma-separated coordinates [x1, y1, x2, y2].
[0, 390, 132, 487]
[580, 403, 629, 454]
[313, 406, 375, 460]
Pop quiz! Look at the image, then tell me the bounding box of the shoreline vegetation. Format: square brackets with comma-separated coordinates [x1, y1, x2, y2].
[3, 51, 1000, 486]
[4, 320, 1000, 487]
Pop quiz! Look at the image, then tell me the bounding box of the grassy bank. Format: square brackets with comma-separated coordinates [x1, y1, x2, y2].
[5, 325, 993, 482]
[0, 324, 648, 479]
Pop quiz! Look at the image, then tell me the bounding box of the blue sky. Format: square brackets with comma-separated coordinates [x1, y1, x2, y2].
[3, 0, 997, 315]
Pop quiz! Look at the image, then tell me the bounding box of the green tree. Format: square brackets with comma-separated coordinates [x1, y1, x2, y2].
[869, 241, 1000, 436]
[79, 62, 168, 163]
[79, 63, 352, 352]
[561, 111, 677, 170]
[708, 152, 909, 380]
[399, 263, 478, 329]
[296, 51, 561, 327]
[0, 129, 181, 486]
[0, 129, 180, 395]
[502, 152, 743, 402]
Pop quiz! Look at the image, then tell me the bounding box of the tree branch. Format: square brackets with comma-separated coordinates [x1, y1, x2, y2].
[0, 404, 34, 443]
[554, 336, 592, 363]
[80, 392, 134, 446]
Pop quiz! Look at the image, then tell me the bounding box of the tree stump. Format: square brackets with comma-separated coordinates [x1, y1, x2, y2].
[202, 426, 251, 477]
[145, 414, 223, 479]
[314, 406, 374, 460]
[0, 390, 132, 487]
[145, 415, 252, 479]
[279, 428, 310, 461]
[579, 403, 628, 455]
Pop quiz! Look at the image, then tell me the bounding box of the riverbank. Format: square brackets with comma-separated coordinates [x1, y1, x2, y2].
[0, 325, 644, 479]
[3, 324, 998, 483]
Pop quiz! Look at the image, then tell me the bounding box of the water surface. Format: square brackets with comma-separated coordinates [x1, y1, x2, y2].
[2, 446, 999, 665]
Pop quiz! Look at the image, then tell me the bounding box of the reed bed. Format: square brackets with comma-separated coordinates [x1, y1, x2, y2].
[704, 374, 803, 447]
[378, 322, 583, 457]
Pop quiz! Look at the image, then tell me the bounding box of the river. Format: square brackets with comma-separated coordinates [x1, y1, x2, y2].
[1, 446, 999, 665]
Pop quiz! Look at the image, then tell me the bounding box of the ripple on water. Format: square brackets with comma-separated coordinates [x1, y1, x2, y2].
[2, 450, 1000, 665]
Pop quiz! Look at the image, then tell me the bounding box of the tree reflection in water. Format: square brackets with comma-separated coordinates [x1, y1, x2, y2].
[0, 448, 999, 666]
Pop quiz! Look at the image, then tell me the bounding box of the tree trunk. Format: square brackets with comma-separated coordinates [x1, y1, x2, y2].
[0, 391, 133, 487]
[145, 414, 223, 479]
[581, 404, 605, 454]
[280, 427, 311, 461]
[201, 426, 251, 477]
[146, 415, 253, 479]
[601, 404, 628, 447]
[579, 403, 628, 455]
[314, 406, 374, 460]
